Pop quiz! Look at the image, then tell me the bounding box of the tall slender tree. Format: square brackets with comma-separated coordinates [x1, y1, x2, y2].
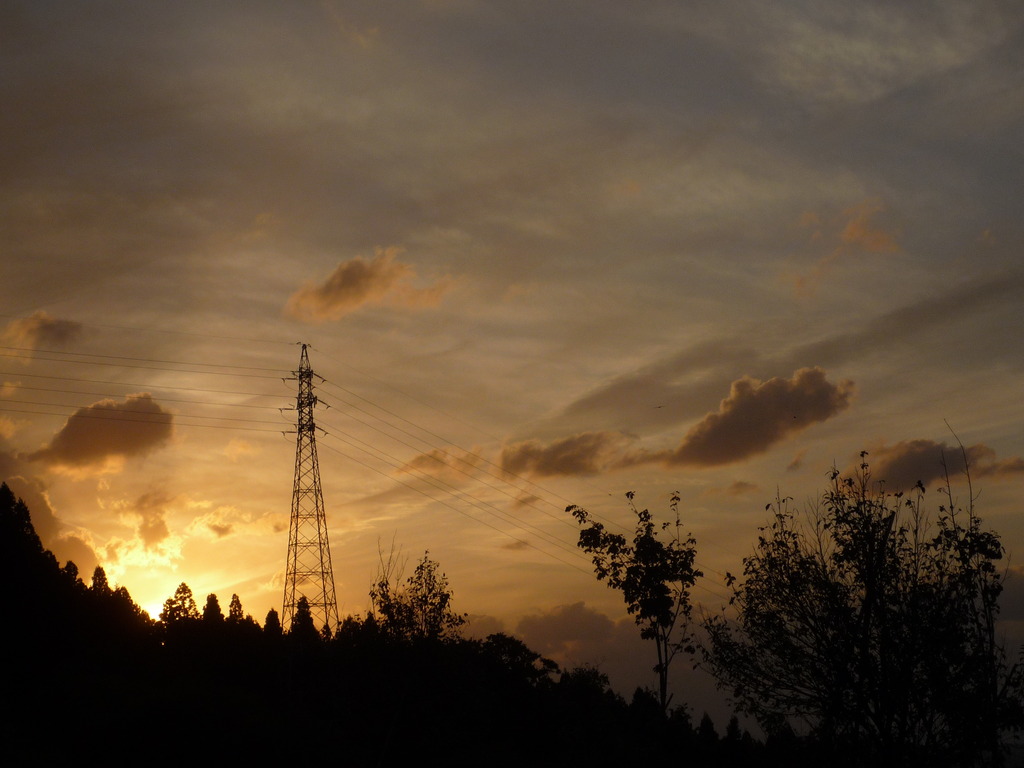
[568, 492, 701, 712]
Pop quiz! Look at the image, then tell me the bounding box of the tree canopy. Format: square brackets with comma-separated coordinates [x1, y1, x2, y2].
[569, 491, 701, 711]
[369, 549, 466, 642]
[702, 456, 1023, 765]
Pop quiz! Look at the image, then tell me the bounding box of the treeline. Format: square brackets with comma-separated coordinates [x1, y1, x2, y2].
[3, 471, 1022, 766]
[2, 482, 775, 767]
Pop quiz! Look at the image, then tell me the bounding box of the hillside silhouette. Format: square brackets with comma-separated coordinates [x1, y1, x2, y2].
[2, 478, 1020, 766]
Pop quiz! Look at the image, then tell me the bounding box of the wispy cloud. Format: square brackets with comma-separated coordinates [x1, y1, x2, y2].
[794, 200, 900, 296]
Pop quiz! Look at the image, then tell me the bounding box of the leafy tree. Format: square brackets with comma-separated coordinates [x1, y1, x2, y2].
[369, 550, 466, 642]
[482, 632, 559, 686]
[568, 491, 702, 711]
[702, 455, 1023, 765]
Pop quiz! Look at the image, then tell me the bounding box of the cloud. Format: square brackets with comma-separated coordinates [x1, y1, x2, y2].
[515, 602, 653, 690]
[121, 489, 173, 549]
[0, 415, 21, 439]
[839, 200, 900, 253]
[3, 473, 101, 575]
[186, 501, 275, 540]
[654, 368, 854, 467]
[795, 200, 900, 296]
[2, 311, 83, 357]
[398, 446, 486, 484]
[503, 369, 852, 477]
[285, 246, 454, 323]
[858, 439, 1024, 491]
[786, 449, 807, 472]
[463, 613, 507, 640]
[224, 438, 259, 462]
[701, 480, 759, 498]
[500, 431, 632, 478]
[550, 339, 758, 437]
[28, 393, 173, 474]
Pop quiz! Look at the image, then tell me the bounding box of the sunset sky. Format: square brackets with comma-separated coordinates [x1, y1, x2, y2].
[3, 1, 1024, 718]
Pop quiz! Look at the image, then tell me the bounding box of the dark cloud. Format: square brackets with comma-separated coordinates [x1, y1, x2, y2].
[463, 613, 507, 640]
[398, 446, 485, 483]
[999, 566, 1024, 623]
[207, 523, 232, 538]
[516, 602, 654, 690]
[2, 311, 82, 351]
[549, 339, 759, 437]
[28, 393, 173, 472]
[128, 489, 173, 549]
[858, 439, 1024, 491]
[503, 369, 852, 477]
[545, 270, 1024, 444]
[516, 602, 617, 664]
[285, 247, 453, 323]
[500, 431, 632, 478]
[786, 449, 808, 472]
[656, 368, 854, 467]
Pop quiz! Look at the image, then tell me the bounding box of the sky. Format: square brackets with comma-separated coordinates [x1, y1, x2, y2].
[3, 0, 1024, 723]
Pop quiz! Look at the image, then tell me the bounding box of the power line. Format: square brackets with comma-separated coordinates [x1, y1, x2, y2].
[0, 341, 733, 601]
[0, 348, 286, 379]
[0, 369, 286, 399]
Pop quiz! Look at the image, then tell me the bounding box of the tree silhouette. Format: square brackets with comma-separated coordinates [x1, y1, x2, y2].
[568, 491, 701, 711]
[289, 595, 320, 644]
[264, 607, 282, 638]
[227, 593, 244, 623]
[369, 550, 466, 642]
[160, 582, 200, 624]
[203, 593, 224, 624]
[703, 455, 1023, 765]
[91, 565, 110, 594]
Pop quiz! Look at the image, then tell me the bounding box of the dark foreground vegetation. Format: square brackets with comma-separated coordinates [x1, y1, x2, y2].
[3, 453, 1023, 766]
[1, 482, 750, 766]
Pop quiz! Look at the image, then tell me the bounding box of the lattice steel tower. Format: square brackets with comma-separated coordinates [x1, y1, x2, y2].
[282, 343, 339, 632]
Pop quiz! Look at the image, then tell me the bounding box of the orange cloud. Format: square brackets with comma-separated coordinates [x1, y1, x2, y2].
[2, 311, 82, 356]
[285, 247, 453, 323]
[857, 439, 1024, 491]
[795, 200, 900, 296]
[839, 200, 900, 253]
[28, 393, 173, 474]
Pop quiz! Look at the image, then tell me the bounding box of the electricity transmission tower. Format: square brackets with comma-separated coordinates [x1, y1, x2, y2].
[282, 343, 339, 633]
